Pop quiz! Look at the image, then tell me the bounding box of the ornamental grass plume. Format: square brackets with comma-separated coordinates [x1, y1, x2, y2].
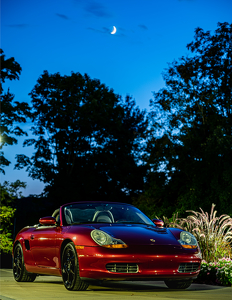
[164, 204, 232, 262]
[176, 204, 232, 262]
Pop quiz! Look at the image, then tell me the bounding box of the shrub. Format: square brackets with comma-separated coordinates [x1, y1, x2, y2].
[196, 258, 232, 286]
[216, 258, 232, 286]
[0, 205, 16, 254]
[0, 180, 26, 254]
[0, 233, 14, 254]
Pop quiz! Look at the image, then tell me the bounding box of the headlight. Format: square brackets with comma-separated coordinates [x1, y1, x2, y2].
[91, 229, 127, 248]
[178, 231, 198, 249]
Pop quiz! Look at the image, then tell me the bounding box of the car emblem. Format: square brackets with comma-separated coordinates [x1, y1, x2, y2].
[150, 239, 156, 242]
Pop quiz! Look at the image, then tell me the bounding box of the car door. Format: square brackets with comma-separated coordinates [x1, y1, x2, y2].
[29, 224, 60, 269]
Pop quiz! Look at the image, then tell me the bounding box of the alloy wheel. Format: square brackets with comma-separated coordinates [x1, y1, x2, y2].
[62, 246, 76, 289]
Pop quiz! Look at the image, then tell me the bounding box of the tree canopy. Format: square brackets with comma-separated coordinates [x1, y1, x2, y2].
[137, 22, 232, 217]
[16, 71, 148, 204]
[0, 49, 30, 174]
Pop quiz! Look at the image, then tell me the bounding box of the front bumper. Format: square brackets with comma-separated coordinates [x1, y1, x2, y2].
[76, 245, 201, 281]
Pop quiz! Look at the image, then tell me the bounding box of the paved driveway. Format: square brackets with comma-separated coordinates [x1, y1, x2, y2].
[0, 269, 231, 300]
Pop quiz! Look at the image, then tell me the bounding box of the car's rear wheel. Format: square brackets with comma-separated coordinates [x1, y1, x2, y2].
[13, 243, 36, 282]
[61, 242, 89, 291]
[164, 279, 192, 289]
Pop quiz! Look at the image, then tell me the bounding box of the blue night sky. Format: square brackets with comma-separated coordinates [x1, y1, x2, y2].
[1, 0, 232, 196]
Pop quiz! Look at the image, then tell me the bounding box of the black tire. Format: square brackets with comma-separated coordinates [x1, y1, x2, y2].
[61, 242, 89, 291]
[164, 279, 192, 289]
[13, 243, 37, 282]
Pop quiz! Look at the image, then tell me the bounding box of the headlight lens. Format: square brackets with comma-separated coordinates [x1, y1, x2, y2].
[178, 231, 198, 249]
[91, 229, 127, 248]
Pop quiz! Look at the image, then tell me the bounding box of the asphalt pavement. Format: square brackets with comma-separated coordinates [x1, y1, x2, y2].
[0, 268, 231, 300]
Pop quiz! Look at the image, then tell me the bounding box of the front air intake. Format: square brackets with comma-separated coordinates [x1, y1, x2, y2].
[106, 263, 139, 273]
[178, 263, 200, 273]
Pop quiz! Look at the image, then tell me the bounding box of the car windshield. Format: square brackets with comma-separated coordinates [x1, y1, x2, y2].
[62, 202, 154, 226]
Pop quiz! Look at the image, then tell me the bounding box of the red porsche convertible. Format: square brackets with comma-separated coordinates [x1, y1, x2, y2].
[13, 201, 202, 291]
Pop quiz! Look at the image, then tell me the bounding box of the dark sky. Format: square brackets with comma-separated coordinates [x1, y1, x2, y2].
[1, 0, 232, 196]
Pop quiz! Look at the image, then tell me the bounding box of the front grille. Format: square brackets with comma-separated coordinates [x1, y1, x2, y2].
[178, 263, 200, 273]
[106, 263, 139, 273]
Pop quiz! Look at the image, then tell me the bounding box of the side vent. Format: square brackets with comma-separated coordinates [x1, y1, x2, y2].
[24, 240, 30, 250]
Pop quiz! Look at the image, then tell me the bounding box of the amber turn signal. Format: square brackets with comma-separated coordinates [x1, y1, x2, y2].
[75, 245, 85, 249]
[103, 244, 128, 248]
[181, 245, 198, 249]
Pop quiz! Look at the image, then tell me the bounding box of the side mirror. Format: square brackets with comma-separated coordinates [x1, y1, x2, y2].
[39, 216, 56, 226]
[152, 219, 165, 227]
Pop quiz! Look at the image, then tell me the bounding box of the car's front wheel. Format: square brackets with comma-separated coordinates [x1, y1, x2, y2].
[61, 242, 89, 291]
[13, 243, 37, 282]
[164, 279, 192, 289]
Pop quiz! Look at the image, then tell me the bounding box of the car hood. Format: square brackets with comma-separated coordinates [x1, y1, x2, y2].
[90, 224, 181, 246]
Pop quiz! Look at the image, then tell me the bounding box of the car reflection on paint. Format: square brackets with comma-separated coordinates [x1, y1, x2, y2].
[13, 201, 202, 291]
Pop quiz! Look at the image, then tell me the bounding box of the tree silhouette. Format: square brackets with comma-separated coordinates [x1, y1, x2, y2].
[16, 71, 147, 204]
[0, 49, 30, 174]
[139, 22, 232, 217]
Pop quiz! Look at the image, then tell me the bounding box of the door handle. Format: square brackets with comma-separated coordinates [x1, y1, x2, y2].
[31, 235, 35, 240]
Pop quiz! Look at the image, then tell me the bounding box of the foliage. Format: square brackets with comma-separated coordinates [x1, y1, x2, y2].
[196, 258, 232, 286]
[0, 49, 31, 174]
[161, 212, 180, 228]
[0, 233, 14, 254]
[0, 205, 16, 230]
[216, 258, 232, 286]
[16, 71, 148, 204]
[144, 22, 232, 217]
[1, 180, 27, 205]
[0, 180, 26, 254]
[0, 206, 16, 254]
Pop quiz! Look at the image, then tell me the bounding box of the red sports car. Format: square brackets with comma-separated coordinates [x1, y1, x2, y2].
[13, 201, 202, 291]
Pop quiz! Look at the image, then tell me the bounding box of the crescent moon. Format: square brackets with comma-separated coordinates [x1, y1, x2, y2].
[111, 26, 117, 34]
